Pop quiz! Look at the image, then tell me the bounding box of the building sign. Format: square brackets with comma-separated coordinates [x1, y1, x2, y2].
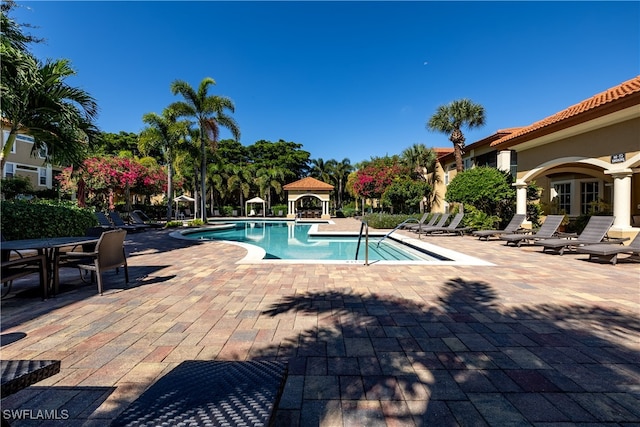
[611, 153, 626, 164]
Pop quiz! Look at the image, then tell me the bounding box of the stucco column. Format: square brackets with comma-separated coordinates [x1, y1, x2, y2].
[605, 169, 632, 230]
[496, 150, 512, 173]
[514, 181, 528, 215]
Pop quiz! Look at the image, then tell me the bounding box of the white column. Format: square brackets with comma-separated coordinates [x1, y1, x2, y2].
[606, 169, 632, 230]
[497, 150, 512, 173]
[514, 181, 528, 215]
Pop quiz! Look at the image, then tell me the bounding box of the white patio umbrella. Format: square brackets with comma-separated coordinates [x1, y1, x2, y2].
[173, 195, 195, 219]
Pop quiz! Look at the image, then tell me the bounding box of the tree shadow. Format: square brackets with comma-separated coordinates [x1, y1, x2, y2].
[1, 385, 116, 425]
[256, 278, 640, 425]
[0, 265, 174, 331]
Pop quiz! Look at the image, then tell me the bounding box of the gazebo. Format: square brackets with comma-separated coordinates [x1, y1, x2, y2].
[283, 177, 334, 219]
[173, 194, 195, 220]
[245, 196, 266, 217]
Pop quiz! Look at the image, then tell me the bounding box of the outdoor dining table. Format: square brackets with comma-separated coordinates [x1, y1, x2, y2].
[1, 236, 99, 299]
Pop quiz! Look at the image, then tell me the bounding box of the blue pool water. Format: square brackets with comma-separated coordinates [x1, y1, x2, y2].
[182, 221, 449, 262]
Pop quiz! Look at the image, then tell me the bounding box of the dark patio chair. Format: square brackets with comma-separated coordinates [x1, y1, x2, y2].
[472, 214, 526, 241]
[55, 229, 129, 295]
[130, 211, 163, 228]
[533, 215, 622, 255]
[499, 214, 566, 247]
[109, 211, 148, 232]
[414, 214, 450, 235]
[420, 213, 471, 236]
[401, 213, 431, 230]
[95, 211, 116, 229]
[1, 252, 48, 299]
[576, 230, 640, 265]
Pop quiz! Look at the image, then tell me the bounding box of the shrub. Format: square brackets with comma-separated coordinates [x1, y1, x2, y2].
[361, 213, 423, 229]
[187, 219, 206, 227]
[0, 199, 97, 240]
[462, 205, 500, 230]
[380, 179, 431, 214]
[446, 167, 515, 227]
[1, 176, 33, 199]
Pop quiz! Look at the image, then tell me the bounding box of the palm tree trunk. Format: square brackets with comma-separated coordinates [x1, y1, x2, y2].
[454, 143, 464, 173]
[200, 132, 207, 222]
[166, 162, 173, 222]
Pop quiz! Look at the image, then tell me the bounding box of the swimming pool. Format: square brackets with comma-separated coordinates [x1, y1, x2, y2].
[172, 221, 493, 265]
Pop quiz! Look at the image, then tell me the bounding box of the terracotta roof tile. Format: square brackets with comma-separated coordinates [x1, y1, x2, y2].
[283, 176, 334, 191]
[491, 75, 640, 147]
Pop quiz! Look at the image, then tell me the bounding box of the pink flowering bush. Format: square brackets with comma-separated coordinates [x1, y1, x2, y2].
[57, 156, 168, 208]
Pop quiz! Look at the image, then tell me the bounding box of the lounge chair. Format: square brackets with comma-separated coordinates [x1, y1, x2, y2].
[415, 214, 450, 235]
[401, 213, 431, 230]
[1, 252, 48, 299]
[56, 229, 129, 295]
[95, 212, 117, 229]
[130, 210, 163, 229]
[472, 214, 526, 241]
[499, 215, 565, 247]
[108, 211, 148, 232]
[576, 231, 640, 265]
[420, 213, 471, 236]
[533, 215, 620, 255]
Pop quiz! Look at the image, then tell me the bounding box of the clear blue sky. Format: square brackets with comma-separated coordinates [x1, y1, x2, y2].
[12, 1, 640, 164]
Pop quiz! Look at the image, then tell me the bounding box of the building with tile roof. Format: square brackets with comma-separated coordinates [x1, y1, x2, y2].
[436, 76, 640, 238]
[283, 177, 334, 219]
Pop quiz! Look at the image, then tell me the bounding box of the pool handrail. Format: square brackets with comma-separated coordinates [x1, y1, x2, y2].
[376, 218, 419, 248]
[355, 220, 370, 266]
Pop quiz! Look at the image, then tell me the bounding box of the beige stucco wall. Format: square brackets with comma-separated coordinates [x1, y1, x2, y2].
[515, 118, 640, 177]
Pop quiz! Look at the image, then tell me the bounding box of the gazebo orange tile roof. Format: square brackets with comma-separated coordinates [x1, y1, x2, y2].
[283, 176, 334, 191]
[491, 75, 640, 148]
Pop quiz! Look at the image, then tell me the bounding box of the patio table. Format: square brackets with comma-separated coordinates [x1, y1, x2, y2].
[1, 236, 99, 298]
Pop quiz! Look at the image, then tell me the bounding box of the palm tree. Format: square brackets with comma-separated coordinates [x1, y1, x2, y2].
[426, 99, 485, 173]
[401, 144, 436, 181]
[227, 164, 252, 215]
[330, 158, 354, 209]
[255, 166, 285, 210]
[170, 77, 240, 221]
[401, 143, 440, 211]
[309, 158, 336, 183]
[1, 52, 98, 173]
[139, 108, 189, 221]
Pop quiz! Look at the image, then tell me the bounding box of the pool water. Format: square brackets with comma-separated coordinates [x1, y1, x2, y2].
[183, 221, 449, 262]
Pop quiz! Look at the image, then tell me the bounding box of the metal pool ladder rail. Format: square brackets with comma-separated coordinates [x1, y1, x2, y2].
[377, 218, 418, 248]
[355, 220, 370, 265]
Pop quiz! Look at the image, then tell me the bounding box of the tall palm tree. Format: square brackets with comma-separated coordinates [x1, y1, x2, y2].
[426, 99, 485, 173]
[330, 158, 354, 209]
[170, 77, 240, 221]
[227, 164, 252, 215]
[139, 108, 189, 221]
[309, 158, 336, 183]
[1, 53, 99, 173]
[255, 166, 285, 210]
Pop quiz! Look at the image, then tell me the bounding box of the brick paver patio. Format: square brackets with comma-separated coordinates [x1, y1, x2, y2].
[1, 218, 638, 426]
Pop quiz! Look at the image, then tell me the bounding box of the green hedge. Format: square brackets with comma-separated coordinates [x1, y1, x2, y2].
[361, 213, 425, 229]
[0, 200, 98, 240]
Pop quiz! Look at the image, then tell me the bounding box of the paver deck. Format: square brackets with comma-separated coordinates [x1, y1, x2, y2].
[1, 218, 638, 426]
